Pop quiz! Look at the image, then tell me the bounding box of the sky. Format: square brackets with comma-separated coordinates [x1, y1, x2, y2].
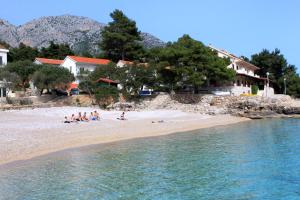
[1, 0, 300, 72]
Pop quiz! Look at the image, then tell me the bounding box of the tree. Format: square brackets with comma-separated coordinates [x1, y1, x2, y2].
[155, 62, 178, 92]
[119, 63, 157, 96]
[78, 62, 121, 94]
[88, 62, 122, 82]
[6, 60, 39, 91]
[32, 65, 74, 94]
[148, 35, 235, 93]
[94, 86, 119, 108]
[240, 56, 250, 62]
[251, 49, 299, 94]
[100, 9, 144, 62]
[78, 63, 121, 105]
[281, 70, 300, 98]
[0, 68, 20, 91]
[8, 43, 39, 62]
[39, 41, 74, 60]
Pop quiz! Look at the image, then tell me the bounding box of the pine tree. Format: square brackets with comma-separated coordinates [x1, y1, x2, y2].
[100, 9, 144, 62]
[39, 41, 74, 60]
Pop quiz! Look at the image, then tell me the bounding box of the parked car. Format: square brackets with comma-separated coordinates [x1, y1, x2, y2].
[139, 90, 152, 96]
[139, 85, 153, 96]
[70, 88, 79, 95]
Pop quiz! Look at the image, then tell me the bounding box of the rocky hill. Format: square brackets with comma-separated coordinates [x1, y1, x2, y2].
[0, 15, 165, 55]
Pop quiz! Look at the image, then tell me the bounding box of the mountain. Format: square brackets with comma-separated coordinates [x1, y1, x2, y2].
[0, 15, 165, 55]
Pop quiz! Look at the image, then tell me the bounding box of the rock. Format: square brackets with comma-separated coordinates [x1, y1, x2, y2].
[103, 93, 300, 118]
[0, 15, 165, 55]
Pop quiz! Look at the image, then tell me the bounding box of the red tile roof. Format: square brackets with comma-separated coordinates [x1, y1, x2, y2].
[236, 60, 260, 71]
[35, 58, 63, 65]
[68, 56, 111, 65]
[68, 82, 78, 90]
[96, 78, 119, 84]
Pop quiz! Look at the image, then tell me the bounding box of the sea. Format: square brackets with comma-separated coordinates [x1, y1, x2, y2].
[0, 118, 299, 200]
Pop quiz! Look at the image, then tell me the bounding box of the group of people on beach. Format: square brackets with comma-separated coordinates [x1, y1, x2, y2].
[63, 111, 126, 123]
[64, 111, 100, 123]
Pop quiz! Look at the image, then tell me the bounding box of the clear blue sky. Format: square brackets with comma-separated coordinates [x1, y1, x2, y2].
[1, 0, 300, 72]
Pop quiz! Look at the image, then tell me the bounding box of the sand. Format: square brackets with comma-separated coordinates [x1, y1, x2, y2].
[0, 107, 250, 165]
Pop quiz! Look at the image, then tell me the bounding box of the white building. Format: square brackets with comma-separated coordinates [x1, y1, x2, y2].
[208, 45, 274, 96]
[0, 45, 9, 67]
[60, 56, 111, 83]
[0, 45, 9, 100]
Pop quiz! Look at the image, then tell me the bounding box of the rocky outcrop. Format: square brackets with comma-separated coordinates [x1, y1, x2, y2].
[110, 94, 300, 118]
[0, 19, 19, 47]
[225, 95, 300, 118]
[0, 15, 165, 55]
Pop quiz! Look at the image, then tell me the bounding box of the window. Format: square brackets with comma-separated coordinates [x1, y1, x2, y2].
[3, 88, 6, 97]
[69, 66, 72, 72]
[0, 56, 2, 65]
[0, 88, 6, 97]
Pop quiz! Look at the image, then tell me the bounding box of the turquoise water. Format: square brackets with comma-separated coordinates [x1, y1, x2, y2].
[0, 119, 300, 200]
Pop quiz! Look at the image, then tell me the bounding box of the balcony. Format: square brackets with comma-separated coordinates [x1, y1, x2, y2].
[236, 69, 259, 78]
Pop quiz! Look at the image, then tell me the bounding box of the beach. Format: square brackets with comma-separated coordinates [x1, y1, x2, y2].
[0, 107, 250, 165]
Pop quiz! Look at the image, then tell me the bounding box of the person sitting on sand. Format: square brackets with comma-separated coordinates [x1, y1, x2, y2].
[89, 112, 96, 121]
[70, 114, 77, 122]
[93, 111, 100, 120]
[76, 112, 83, 121]
[82, 112, 89, 122]
[117, 112, 126, 120]
[152, 120, 164, 124]
[63, 116, 71, 123]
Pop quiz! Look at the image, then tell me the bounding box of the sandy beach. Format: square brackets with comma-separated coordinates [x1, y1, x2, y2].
[0, 107, 250, 165]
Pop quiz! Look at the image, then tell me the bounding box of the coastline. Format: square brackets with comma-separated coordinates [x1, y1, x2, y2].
[0, 107, 250, 166]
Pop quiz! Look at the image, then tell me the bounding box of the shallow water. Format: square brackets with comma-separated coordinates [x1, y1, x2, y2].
[0, 119, 300, 200]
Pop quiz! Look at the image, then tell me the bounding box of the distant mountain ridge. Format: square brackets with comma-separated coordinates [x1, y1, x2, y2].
[0, 15, 165, 55]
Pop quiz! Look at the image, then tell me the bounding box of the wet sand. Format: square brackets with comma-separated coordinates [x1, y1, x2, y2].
[0, 107, 250, 165]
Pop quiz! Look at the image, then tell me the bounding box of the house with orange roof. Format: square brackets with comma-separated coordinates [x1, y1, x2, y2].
[0, 44, 9, 67]
[34, 58, 64, 65]
[60, 56, 111, 83]
[208, 45, 274, 97]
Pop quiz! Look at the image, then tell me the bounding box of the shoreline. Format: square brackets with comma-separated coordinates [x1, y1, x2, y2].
[0, 107, 251, 166]
[0, 116, 250, 168]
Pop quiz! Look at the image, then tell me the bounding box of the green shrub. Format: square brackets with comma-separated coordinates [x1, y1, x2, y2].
[251, 85, 259, 95]
[94, 86, 119, 108]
